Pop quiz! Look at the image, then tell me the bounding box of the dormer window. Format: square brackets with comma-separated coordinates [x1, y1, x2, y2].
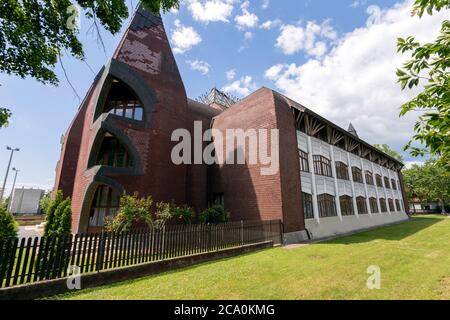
[103, 79, 143, 121]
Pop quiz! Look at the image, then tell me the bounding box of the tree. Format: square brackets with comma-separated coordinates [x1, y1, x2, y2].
[0, 203, 18, 241]
[396, 0, 450, 169]
[0, 0, 180, 86]
[373, 144, 404, 162]
[402, 159, 450, 214]
[43, 190, 64, 238]
[0, 107, 11, 128]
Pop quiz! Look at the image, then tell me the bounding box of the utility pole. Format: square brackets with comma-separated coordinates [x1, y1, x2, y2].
[0, 146, 20, 202]
[8, 167, 19, 212]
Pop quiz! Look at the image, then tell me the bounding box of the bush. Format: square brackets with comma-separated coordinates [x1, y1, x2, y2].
[199, 205, 230, 224]
[170, 204, 195, 224]
[58, 200, 72, 236]
[43, 191, 64, 238]
[0, 204, 18, 241]
[106, 193, 154, 232]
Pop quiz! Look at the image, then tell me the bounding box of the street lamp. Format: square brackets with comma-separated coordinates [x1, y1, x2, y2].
[8, 168, 19, 210]
[0, 146, 20, 202]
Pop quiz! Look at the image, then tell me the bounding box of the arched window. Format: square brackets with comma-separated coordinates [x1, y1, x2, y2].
[352, 167, 363, 183]
[384, 176, 391, 189]
[369, 197, 378, 213]
[365, 171, 374, 185]
[302, 192, 314, 219]
[103, 79, 143, 121]
[388, 198, 395, 211]
[96, 133, 133, 168]
[89, 185, 121, 227]
[395, 199, 401, 211]
[313, 155, 332, 177]
[318, 194, 337, 217]
[356, 196, 368, 214]
[391, 179, 397, 190]
[375, 174, 383, 187]
[340, 195, 354, 216]
[380, 198, 387, 212]
[335, 161, 349, 180]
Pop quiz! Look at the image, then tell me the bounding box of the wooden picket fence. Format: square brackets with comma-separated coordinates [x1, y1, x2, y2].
[0, 219, 282, 288]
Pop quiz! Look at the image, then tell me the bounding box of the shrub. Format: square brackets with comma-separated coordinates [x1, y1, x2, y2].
[0, 204, 18, 241]
[106, 193, 154, 232]
[43, 190, 64, 238]
[58, 200, 72, 237]
[199, 205, 230, 224]
[170, 204, 195, 224]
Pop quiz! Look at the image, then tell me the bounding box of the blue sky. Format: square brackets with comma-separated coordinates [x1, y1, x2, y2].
[0, 0, 445, 193]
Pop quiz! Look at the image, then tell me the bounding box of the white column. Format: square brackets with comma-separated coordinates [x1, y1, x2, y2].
[383, 169, 391, 215]
[360, 158, 372, 216]
[329, 145, 342, 220]
[307, 136, 320, 223]
[346, 153, 359, 218]
[396, 171, 405, 213]
[371, 162, 382, 215]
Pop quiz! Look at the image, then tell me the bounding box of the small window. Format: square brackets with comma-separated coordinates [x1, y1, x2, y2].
[357, 196, 368, 214]
[299, 150, 309, 172]
[384, 177, 391, 189]
[213, 193, 224, 206]
[391, 179, 397, 190]
[302, 192, 314, 219]
[388, 198, 395, 211]
[375, 174, 383, 187]
[395, 199, 401, 211]
[352, 167, 363, 183]
[369, 197, 378, 213]
[380, 198, 387, 212]
[339, 195, 354, 216]
[365, 171, 374, 185]
[313, 155, 332, 177]
[335, 161, 349, 180]
[318, 194, 337, 217]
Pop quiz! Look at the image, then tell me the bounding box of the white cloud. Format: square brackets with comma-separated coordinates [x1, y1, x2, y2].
[260, 19, 282, 30]
[404, 160, 424, 169]
[275, 20, 337, 57]
[222, 75, 257, 96]
[186, 59, 211, 75]
[262, 0, 269, 9]
[186, 0, 236, 24]
[225, 69, 236, 80]
[350, 0, 367, 8]
[244, 31, 253, 39]
[265, 0, 446, 150]
[235, 1, 259, 29]
[171, 20, 202, 54]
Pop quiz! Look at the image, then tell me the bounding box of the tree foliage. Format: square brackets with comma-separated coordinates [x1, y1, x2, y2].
[0, 0, 179, 85]
[402, 159, 450, 213]
[373, 144, 404, 162]
[198, 205, 230, 224]
[0, 203, 18, 241]
[42, 190, 68, 238]
[0, 107, 11, 128]
[396, 0, 450, 169]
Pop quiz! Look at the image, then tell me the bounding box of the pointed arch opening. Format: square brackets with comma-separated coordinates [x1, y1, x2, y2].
[102, 79, 144, 121]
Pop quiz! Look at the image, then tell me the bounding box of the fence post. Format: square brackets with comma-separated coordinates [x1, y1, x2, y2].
[279, 220, 284, 245]
[96, 232, 106, 272]
[162, 226, 166, 259]
[240, 220, 244, 245]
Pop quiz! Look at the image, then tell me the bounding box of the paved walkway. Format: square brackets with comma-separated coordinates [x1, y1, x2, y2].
[18, 226, 42, 239]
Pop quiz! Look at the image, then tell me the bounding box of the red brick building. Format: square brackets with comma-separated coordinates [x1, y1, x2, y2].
[54, 7, 409, 242]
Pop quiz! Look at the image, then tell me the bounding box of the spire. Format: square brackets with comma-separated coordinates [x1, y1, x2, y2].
[348, 123, 359, 138]
[198, 88, 239, 109]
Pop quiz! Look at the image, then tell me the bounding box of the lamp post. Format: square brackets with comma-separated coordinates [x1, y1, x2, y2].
[0, 146, 20, 202]
[8, 167, 19, 211]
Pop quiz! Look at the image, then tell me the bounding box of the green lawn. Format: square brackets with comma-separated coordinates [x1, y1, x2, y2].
[54, 215, 450, 300]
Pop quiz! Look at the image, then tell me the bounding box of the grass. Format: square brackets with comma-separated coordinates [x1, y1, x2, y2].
[53, 215, 450, 300]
